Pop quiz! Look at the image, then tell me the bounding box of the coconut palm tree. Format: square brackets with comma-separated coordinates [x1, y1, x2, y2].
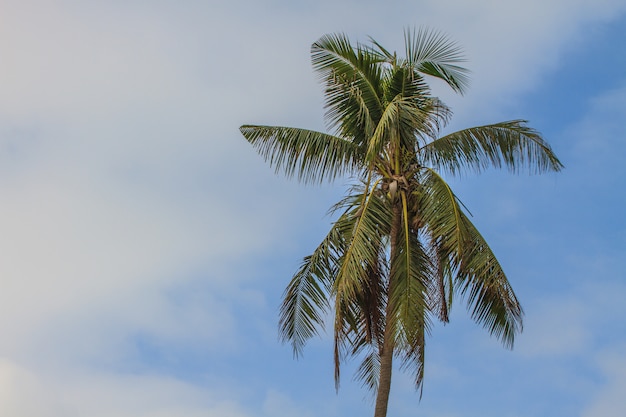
[240, 28, 562, 417]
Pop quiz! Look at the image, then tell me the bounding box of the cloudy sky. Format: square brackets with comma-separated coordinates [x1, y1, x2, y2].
[0, 1, 625, 416]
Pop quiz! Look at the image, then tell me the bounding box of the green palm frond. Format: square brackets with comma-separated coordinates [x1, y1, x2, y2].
[368, 97, 447, 167]
[396, 97, 445, 147]
[390, 192, 431, 392]
[330, 183, 391, 389]
[417, 168, 522, 347]
[279, 224, 343, 356]
[366, 98, 401, 164]
[321, 183, 387, 381]
[420, 120, 564, 175]
[332, 181, 389, 299]
[382, 66, 428, 103]
[456, 210, 523, 348]
[311, 34, 385, 138]
[332, 260, 385, 391]
[389, 193, 431, 332]
[382, 66, 452, 145]
[416, 168, 468, 269]
[403, 27, 470, 94]
[327, 78, 377, 144]
[240, 125, 361, 184]
[398, 315, 426, 396]
[280, 255, 332, 357]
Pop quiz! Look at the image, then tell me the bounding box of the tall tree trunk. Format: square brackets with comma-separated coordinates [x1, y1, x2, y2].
[374, 311, 395, 417]
[374, 202, 402, 417]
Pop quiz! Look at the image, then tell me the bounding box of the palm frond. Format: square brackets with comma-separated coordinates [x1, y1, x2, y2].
[332, 233, 386, 392]
[366, 97, 400, 164]
[311, 34, 385, 138]
[420, 120, 564, 175]
[390, 193, 431, 331]
[398, 317, 426, 396]
[332, 181, 389, 300]
[381, 65, 452, 150]
[428, 239, 453, 323]
[279, 224, 343, 356]
[417, 168, 522, 347]
[347, 262, 386, 392]
[383, 66, 428, 103]
[456, 210, 523, 348]
[327, 182, 390, 389]
[403, 27, 470, 94]
[396, 97, 447, 147]
[390, 192, 431, 392]
[354, 349, 381, 392]
[240, 125, 361, 184]
[416, 168, 467, 269]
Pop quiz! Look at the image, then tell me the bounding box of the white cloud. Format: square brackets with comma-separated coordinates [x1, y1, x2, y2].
[517, 296, 591, 357]
[0, 358, 256, 417]
[262, 389, 314, 417]
[517, 277, 626, 358]
[582, 348, 626, 417]
[0, 359, 72, 416]
[418, 0, 626, 118]
[571, 82, 626, 167]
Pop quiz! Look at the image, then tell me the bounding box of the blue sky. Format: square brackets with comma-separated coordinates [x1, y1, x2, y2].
[0, 1, 625, 416]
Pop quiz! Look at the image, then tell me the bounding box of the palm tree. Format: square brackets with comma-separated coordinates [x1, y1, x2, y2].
[240, 28, 562, 417]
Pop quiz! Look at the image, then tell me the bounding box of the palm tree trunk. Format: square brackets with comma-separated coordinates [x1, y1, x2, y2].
[374, 202, 402, 417]
[374, 313, 395, 417]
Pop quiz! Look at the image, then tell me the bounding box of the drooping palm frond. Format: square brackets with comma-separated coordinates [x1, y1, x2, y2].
[416, 167, 522, 348]
[415, 168, 467, 270]
[354, 348, 382, 393]
[332, 181, 389, 302]
[329, 182, 390, 388]
[402, 27, 470, 94]
[420, 120, 564, 175]
[389, 192, 431, 392]
[428, 238, 454, 323]
[280, 255, 332, 357]
[389, 193, 431, 332]
[240, 125, 361, 184]
[455, 210, 523, 348]
[398, 314, 426, 396]
[333, 259, 386, 391]
[279, 224, 343, 356]
[334, 256, 386, 389]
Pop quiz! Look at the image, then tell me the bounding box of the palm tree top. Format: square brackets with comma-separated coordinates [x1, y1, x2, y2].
[242, 28, 562, 186]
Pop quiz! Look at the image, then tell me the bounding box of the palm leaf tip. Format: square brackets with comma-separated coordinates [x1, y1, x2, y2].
[404, 26, 471, 94]
[239, 124, 361, 184]
[421, 120, 564, 175]
[279, 254, 333, 357]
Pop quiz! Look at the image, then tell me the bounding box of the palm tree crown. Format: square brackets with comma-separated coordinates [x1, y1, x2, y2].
[240, 28, 562, 417]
